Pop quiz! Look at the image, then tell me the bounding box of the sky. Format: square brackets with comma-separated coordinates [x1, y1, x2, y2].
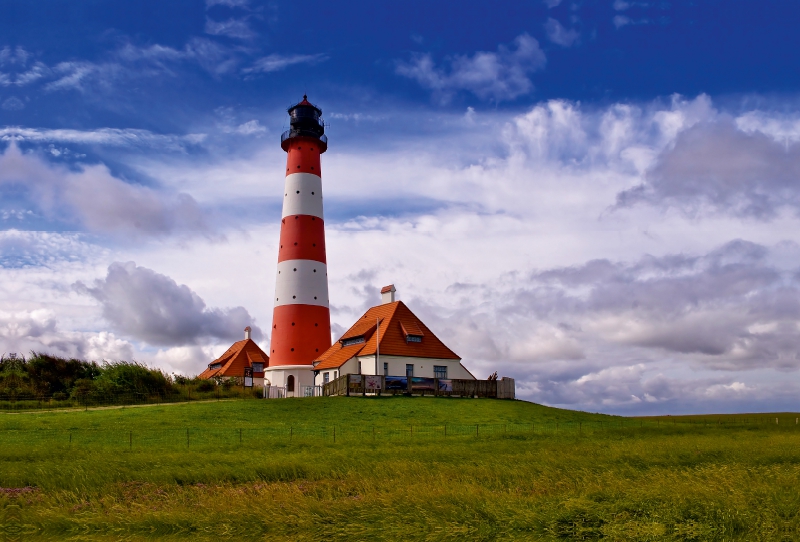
[1, 0, 799, 415]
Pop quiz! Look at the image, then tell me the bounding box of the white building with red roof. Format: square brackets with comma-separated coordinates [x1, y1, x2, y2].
[312, 285, 475, 386]
[199, 327, 269, 387]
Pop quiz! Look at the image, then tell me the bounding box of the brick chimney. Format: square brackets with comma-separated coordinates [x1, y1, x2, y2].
[244, 326, 252, 340]
[380, 284, 396, 304]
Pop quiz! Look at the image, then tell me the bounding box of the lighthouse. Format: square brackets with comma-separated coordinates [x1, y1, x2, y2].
[264, 95, 332, 396]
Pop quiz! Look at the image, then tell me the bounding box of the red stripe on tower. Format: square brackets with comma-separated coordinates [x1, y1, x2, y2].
[269, 96, 332, 371]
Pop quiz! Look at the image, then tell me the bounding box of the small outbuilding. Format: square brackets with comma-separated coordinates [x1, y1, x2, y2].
[199, 327, 269, 387]
[312, 285, 475, 386]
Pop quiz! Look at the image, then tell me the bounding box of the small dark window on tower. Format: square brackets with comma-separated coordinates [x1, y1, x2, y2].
[292, 322, 295, 326]
[296, 190, 300, 194]
[312, 192, 315, 195]
[293, 295, 297, 299]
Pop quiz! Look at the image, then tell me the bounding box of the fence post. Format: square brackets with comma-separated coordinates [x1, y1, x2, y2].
[444, 423, 447, 437]
[476, 424, 479, 437]
[579, 422, 582, 435]
[240, 428, 243, 444]
[333, 426, 336, 443]
[290, 427, 293, 442]
[129, 431, 132, 450]
[186, 429, 189, 448]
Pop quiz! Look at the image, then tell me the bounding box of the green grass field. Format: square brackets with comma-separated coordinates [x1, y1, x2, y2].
[1, 397, 799, 540]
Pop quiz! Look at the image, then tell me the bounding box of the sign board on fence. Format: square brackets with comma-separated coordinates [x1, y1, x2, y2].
[385, 376, 407, 390]
[411, 377, 436, 392]
[438, 379, 453, 392]
[365, 375, 381, 390]
[349, 374, 362, 389]
[244, 367, 253, 388]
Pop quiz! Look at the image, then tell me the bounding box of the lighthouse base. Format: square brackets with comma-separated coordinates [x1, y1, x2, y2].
[263, 365, 316, 397]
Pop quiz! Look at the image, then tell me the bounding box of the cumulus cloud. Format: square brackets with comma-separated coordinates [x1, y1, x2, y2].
[74, 262, 264, 347]
[616, 119, 800, 219]
[0, 309, 134, 361]
[396, 33, 546, 102]
[0, 142, 209, 236]
[544, 18, 580, 47]
[447, 240, 797, 370]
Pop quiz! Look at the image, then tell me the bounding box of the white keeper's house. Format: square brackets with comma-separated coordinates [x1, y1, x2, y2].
[312, 285, 475, 386]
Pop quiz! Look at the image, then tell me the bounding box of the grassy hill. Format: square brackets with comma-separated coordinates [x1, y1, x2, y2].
[1, 397, 799, 540]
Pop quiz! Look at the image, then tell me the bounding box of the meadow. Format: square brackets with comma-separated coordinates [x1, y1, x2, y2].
[1, 397, 798, 541]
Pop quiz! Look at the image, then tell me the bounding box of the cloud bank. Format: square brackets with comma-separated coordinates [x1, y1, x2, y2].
[75, 262, 264, 346]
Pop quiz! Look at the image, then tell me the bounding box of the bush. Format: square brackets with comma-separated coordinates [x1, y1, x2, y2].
[196, 380, 216, 393]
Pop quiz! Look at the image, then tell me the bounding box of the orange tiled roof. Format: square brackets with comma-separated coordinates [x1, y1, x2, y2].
[199, 339, 270, 379]
[313, 301, 459, 371]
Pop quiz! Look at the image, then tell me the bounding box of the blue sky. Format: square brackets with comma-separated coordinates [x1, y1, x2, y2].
[2, 0, 800, 414]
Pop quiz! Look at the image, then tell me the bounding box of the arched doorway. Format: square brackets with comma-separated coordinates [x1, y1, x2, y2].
[286, 375, 295, 393]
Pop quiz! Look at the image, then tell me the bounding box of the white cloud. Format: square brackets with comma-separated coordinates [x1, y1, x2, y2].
[4, 94, 800, 407]
[244, 53, 328, 74]
[205, 17, 256, 40]
[206, 0, 250, 7]
[544, 18, 580, 47]
[0, 126, 206, 148]
[396, 33, 546, 102]
[0, 142, 209, 236]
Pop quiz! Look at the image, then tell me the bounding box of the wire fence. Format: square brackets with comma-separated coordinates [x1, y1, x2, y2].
[2, 417, 797, 449]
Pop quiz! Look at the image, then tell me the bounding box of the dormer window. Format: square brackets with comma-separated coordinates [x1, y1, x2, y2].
[341, 336, 366, 347]
[252, 362, 264, 372]
[400, 322, 424, 344]
[209, 363, 221, 370]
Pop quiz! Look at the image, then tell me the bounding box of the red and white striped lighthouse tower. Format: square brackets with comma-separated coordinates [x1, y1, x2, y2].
[264, 95, 331, 395]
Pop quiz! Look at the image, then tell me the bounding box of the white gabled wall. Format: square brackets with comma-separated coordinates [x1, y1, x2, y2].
[314, 355, 475, 385]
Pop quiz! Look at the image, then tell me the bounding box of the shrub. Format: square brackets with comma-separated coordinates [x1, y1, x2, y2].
[196, 380, 216, 393]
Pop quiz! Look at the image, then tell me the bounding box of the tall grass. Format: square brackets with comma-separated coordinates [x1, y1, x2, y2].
[1, 398, 798, 540]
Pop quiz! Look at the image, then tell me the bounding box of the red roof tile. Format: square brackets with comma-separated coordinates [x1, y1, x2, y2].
[313, 301, 459, 371]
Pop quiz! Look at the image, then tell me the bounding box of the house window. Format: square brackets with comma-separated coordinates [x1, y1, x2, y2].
[286, 375, 295, 392]
[434, 366, 447, 379]
[341, 336, 366, 347]
[406, 364, 414, 377]
[406, 335, 422, 343]
[383, 362, 388, 375]
[252, 362, 263, 372]
[323, 372, 330, 384]
[334, 371, 338, 379]
[358, 361, 362, 374]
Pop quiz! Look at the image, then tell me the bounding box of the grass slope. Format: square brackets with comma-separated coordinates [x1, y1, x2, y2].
[1, 397, 799, 540]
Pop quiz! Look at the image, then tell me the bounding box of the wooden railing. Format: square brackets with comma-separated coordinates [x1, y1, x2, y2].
[322, 374, 515, 399]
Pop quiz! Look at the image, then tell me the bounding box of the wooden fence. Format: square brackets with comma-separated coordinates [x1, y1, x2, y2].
[322, 374, 515, 399]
